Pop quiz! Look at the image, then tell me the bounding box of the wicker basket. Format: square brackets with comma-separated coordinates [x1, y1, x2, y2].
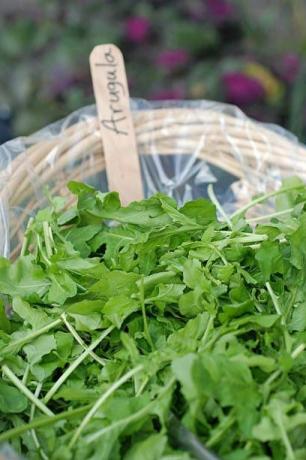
[1, 106, 306, 259]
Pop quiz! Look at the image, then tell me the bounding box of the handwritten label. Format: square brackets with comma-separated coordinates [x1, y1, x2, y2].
[90, 44, 143, 204]
[95, 47, 128, 136]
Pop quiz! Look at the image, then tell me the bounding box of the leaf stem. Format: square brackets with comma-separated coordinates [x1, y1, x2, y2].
[85, 376, 175, 444]
[266, 282, 282, 317]
[231, 185, 304, 219]
[200, 315, 215, 349]
[2, 365, 53, 416]
[43, 222, 53, 258]
[208, 184, 232, 229]
[276, 414, 295, 460]
[284, 287, 298, 323]
[30, 382, 49, 460]
[0, 404, 92, 443]
[36, 234, 51, 267]
[208, 244, 228, 265]
[206, 411, 235, 448]
[1, 318, 62, 355]
[248, 208, 295, 223]
[61, 313, 106, 366]
[22, 363, 30, 384]
[44, 326, 114, 403]
[138, 271, 176, 290]
[264, 343, 305, 387]
[139, 276, 154, 350]
[69, 364, 143, 448]
[291, 343, 305, 359]
[21, 217, 34, 256]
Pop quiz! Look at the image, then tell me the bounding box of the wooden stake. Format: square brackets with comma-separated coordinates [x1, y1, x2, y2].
[90, 44, 143, 205]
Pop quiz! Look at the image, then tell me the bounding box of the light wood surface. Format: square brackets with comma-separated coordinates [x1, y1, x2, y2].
[90, 44, 143, 204]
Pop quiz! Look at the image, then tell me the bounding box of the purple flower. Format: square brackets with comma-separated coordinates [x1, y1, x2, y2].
[125, 16, 150, 43]
[222, 72, 265, 105]
[279, 53, 300, 83]
[207, 0, 234, 24]
[156, 49, 190, 72]
[151, 87, 185, 100]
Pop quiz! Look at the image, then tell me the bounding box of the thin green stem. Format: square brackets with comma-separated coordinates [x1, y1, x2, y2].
[208, 184, 232, 229]
[61, 313, 106, 366]
[264, 343, 305, 387]
[138, 271, 176, 290]
[30, 383, 49, 460]
[206, 411, 235, 448]
[44, 326, 114, 403]
[85, 377, 175, 444]
[1, 318, 62, 355]
[208, 244, 228, 265]
[43, 222, 53, 258]
[2, 365, 53, 416]
[139, 276, 154, 350]
[284, 287, 298, 323]
[48, 225, 55, 250]
[291, 343, 305, 359]
[36, 234, 51, 267]
[135, 376, 149, 397]
[150, 225, 201, 240]
[200, 315, 215, 349]
[21, 217, 34, 256]
[231, 184, 304, 219]
[277, 415, 295, 460]
[227, 234, 267, 244]
[0, 404, 92, 443]
[248, 208, 295, 223]
[69, 364, 143, 448]
[22, 364, 30, 384]
[266, 282, 282, 316]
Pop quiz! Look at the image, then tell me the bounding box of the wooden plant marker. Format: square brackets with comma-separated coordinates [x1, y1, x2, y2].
[90, 44, 143, 205]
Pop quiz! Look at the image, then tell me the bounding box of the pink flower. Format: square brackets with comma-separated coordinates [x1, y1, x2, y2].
[279, 53, 300, 83]
[125, 16, 150, 43]
[222, 72, 265, 105]
[156, 49, 190, 72]
[151, 87, 186, 100]
[207, 0, 234, 24]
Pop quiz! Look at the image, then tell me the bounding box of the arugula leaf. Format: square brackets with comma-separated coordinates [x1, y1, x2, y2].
[12, 297, 49, 329]
[0, 381, 28, 413]
[47, 272, 77, 305]
[1, 181, 306, 460]
[24, 334, 57, 365]
[180, 198, 216, 226]
[0, 256, 49, 300]
[124, 433, 167, 460]
[255, 241, 284, 280]
[66, 225, 102, 257]
[90, 271, 139, 298]
[102, 296, 139, 328]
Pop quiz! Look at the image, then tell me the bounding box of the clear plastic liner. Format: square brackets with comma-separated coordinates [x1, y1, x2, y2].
[0, 98, 305, 258]
[0, 98, 306, 459]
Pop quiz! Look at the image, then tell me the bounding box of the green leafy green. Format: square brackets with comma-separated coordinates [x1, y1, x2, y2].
[0, 381, 28, 413]
[1, 180, 306, 459]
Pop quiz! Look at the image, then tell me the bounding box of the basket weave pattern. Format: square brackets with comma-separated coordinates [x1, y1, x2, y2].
[1, 107, 306, 258]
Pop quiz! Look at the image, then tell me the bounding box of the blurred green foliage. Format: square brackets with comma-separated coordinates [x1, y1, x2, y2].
[0, 0, 305, 140]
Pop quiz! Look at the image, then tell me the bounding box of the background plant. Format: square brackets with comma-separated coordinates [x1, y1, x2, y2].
[0, 0, 306, 141]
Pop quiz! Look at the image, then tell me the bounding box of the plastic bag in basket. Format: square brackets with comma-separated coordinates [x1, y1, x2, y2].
[0, 98, 305, 258]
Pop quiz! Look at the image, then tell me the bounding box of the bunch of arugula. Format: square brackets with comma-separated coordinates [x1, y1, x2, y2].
[1, 178, 306, 460]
